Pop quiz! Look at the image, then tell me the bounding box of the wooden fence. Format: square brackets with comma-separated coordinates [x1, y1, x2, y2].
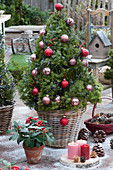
[25, 0, 113, 30]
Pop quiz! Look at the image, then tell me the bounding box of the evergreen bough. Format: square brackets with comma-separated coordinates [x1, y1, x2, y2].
[104, 49, 113, 80]
[0, 34, 14, 106]
[18, 9, 102, 112]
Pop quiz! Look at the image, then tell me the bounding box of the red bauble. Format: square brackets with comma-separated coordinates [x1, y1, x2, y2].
[69, 58, 76, 66]
[43, 67, 51, 75]
[61, 34, 69, 42]
[32, 88, 39, 96]
[39, 41, 45, 49]
[72, 97, 79, 106]
[42, 95, 50, 105]
[81, 47, 89, 57]
[44, 47, 53, 57]
[60, 116, 68, 126]
[39, 29, 46, 35]
[30, 54, 36, 62]
[82, 59, 88, 67]
[66, 18, 74, 26]
[55, 95, 61, 103]
[86, 84, 93, 91]
[31, 69, 38, 77]
[55, 3, 63, 11]
[61, 79, 69, 88]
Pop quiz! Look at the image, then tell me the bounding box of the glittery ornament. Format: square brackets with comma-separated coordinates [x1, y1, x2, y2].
[60, 116, 68, 126]
[86, 84, 93, 91]
[30, 54, 36, 62]
[55, 3, 63, 10]
[72, 97, 79, 106]
[81, 47, 89, 57]
[44, 47, 53, 57]
[39, 41, 45, 49]
[43, 67, 51, 75]
[61, 34, 69, 42]
[69, 58, 76, 66]
[32, 88, 39, 96]
[61, 79, 69, 88]
[31, 69, 38, 77]
[66, 18, 74, 26]
[55, 95, 61, 103]
[39, 29, 46, 35]
[42, 95, 50, 105]
[82, 59, 88, 67]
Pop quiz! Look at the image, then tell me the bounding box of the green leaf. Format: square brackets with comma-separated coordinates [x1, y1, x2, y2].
[0, 158, 3, 162]
[11, 161, 16, 166]
[14, 121, 19, 128]
[29, 140, 34, 149]
[17, 135, 23, 144]
[5, 129, 16, 134]
[24, 137, 30, 148]
[3, 160, 11, 167]
[12, 132, 18, 140]
[46, 134, 52, 146]
[31, 131, 41, 137]
[36, 142, 40, 148]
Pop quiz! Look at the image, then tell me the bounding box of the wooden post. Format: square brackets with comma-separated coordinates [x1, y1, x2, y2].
[111, 10, 113, 49]
[68, 0, 71, 17]
[72, 0, 76, 20]
[86, 9, 91, 49]
[110, 10, 113, 99]
[112, 79, 113, 99]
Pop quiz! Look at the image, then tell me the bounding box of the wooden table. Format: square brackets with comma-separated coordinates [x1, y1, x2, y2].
[87, 55, 110, 82]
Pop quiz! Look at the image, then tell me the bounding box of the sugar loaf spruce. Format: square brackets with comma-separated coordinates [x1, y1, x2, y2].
[18, 3, 102, 123]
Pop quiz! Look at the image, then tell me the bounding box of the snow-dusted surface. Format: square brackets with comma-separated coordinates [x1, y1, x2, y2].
[0, 88, 113, 170]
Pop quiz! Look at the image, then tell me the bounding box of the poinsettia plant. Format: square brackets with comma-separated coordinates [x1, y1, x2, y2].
[6, 117, 55, 149]
[0, 158, 30, 170]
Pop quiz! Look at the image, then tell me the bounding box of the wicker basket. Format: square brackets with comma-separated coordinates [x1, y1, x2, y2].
[38, 107, 86, 148]
[84, 98, 113, 135]
[0, 104, 15, 134]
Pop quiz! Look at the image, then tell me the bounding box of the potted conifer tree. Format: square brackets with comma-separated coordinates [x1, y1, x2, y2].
[18, 3, 102, 147]
[0, 33, 15, 134]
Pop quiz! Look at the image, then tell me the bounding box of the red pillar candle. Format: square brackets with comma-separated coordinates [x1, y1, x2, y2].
[68, 142, 79, 159]
[81, 144, 90, 160]
[76, 140, 87, 157]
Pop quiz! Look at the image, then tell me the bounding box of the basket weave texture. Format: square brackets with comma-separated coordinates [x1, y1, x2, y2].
[38, 108, 86, 148]
[0, 104, 14, 134]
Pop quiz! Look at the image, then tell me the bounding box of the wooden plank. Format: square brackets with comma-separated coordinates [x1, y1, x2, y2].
[98, 0, 101, 8]
[77, 0, 81, 30]
[102, 0, 105, 25]
[90, 8, 110, 16]
[63, 0, 67, 10]
[54, 0, 57, 11]
[90, 25, 109, 29]
[110, 10, 113, 49]
[107, 0, 111, 26]
[86, 9, 91, 49]
[87, 0, 91, 8]
[68, 0, 71, 16]
[93, 0, 96, 9]
[72, 0, 76, 20]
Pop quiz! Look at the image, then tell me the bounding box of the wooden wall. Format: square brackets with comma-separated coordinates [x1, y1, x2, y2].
[24, 0, 113, 30]
[24, 0, 54, 11]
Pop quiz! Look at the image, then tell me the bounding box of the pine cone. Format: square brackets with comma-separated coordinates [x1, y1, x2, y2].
[78, 128, 89, 140]
[92, 143, 105, 157]
[93, 130, 106, 143]
[110, 138, 113, 149]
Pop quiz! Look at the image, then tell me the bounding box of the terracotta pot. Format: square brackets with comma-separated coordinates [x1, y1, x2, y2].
[23, 144, 45, 164]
